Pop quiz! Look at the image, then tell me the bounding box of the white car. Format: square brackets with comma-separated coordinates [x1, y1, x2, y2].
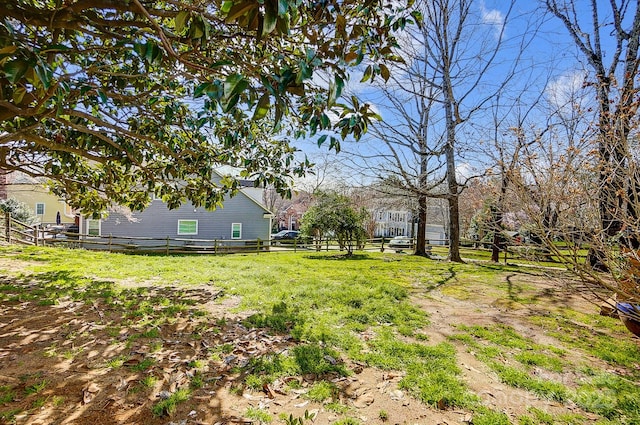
[387, 236, 414, 252]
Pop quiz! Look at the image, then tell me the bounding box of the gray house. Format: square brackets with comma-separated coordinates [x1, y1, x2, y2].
[78, 188, 273, 251]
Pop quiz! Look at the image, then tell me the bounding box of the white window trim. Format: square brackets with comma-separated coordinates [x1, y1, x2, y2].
[86, 219, 101, 237]
[35, 203, 45, 215]
[231, 223, 242, 239]
[177, 219, 198, 235]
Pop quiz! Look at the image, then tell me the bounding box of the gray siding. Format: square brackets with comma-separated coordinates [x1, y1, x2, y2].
[87, 191, 270, 241]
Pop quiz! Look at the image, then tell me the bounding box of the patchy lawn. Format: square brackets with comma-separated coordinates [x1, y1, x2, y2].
[0, 246, 639, 425]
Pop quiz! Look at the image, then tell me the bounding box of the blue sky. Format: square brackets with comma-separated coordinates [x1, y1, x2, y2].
[292, 0, 620, 189]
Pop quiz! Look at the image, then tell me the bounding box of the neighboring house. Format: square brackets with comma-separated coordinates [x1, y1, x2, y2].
[425, 223, 447, 246]
[278, 202, 307, 231]
[373, 210, 412, 237]
[274, 191, 312, 231]
[372, 209, 447, 245]
[79, 188, 273, 248]
[1, 172, 76, 226]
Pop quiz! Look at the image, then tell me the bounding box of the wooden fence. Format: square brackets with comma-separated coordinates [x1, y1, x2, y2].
[1, 213, 580, 263]
[0, 214, 428, 254]
[1, 213, 40, 246]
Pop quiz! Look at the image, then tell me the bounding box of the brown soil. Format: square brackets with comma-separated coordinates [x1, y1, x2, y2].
[0, 258, 633, 425]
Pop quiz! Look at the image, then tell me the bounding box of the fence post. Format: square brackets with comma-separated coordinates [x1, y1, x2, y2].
[4, 212, 10, 244]
[214, 239, 217, 254]
[257, 238, 261, 253]
[166, 236, 170, 255]
[34, 225, 39, 247]
[109, 233, 113, 252]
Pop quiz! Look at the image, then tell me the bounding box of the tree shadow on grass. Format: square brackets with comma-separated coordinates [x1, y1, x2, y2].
[421, 266, 458, 293]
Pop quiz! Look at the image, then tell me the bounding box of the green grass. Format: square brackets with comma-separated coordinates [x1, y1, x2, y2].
[451, 324, 567, 371]
[357, 329, 478, 409]
[489, 362, 569, 401]
[518, 406, 585, 424]
[129, 357, 155, 372]
[105, 355, 128, 368]
[24, 380, 47, 396]
[573, 372, 640, 421]
[305, 381, 337, 403]
[245, 406, 272, 424]
[3, 246, 640, 423]
[0, 386, 15, 404]
[451, 318, 640, 422]
[530, 313, 640, 368]
[151, 388, 191, 417]
[0, 408, 21, 423]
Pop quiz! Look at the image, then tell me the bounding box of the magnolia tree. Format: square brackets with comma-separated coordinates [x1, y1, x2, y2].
[0, 0, 412, 213]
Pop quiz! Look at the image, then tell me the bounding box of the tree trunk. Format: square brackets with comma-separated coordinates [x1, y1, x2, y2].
[443, 68, 463, 263]
[490, 208, 503, 262]
[447, 194, 462, 262]
[491, 174, 510, 262]
[414, 193, 428, 256]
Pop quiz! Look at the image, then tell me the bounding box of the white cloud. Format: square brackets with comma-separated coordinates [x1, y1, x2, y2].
[546, 70, 588, 112]
[456, 162, 475, 181]
[480, 2, 505, 40]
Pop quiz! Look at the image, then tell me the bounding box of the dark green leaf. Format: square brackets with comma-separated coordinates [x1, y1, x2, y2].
[360, 65, 373, 83]
[379, 63, 390, 82]
[263, 0, 278, 35]
[194, 82, 209, 98]
[224, 73, 247, 99]
[226, 1, 257, 22]
[223, 93, 240, 112]
[133, 42, 146, 58]
[252, 93, 270, 120]
[335, 75, 344, 99]
[34, 64, 53, 89]
[278, 0, 288, 16]
[4, 59, 29, 83]
[175, 11, 189, 32]
[320, 113, 330, 128]
[98, 90, 108, 104]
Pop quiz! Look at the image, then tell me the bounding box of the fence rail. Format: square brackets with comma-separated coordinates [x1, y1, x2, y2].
[1, 213, 584, 263]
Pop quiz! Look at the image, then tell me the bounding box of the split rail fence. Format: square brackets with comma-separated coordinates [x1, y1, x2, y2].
[2, 212, 581, 263]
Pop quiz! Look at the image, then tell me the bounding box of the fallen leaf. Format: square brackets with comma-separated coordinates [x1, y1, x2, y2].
[262, 383, 275, 399]
[82, 382, 100, 404]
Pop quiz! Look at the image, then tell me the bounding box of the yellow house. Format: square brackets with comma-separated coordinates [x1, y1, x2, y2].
[2, 172, 76, 226]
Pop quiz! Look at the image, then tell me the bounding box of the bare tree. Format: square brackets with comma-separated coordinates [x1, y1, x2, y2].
[529, 1, 640, 332]
[545, 0, 640, 261]
[484, 90, 554, 262]
[346, 0, 534, 261]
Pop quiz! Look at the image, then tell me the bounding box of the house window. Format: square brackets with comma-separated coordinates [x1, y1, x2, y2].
[178, 220, 198, 235]
[35, 203, 45, 215]
[231, 223, 242, 239]
[87, 219, 101, 236]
